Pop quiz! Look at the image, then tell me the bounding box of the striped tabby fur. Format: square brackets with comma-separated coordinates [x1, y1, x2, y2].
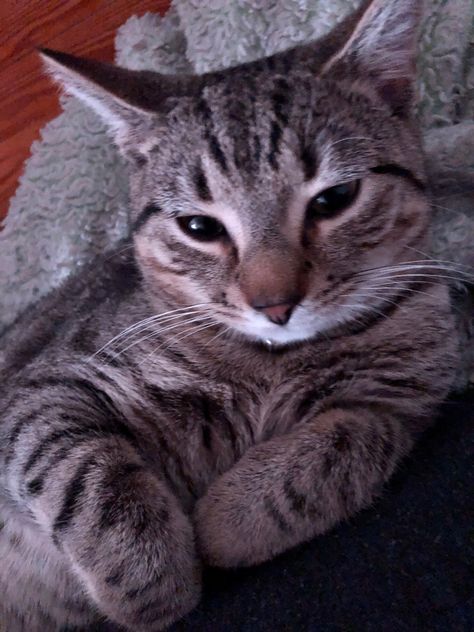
[0, 0, 460, 629]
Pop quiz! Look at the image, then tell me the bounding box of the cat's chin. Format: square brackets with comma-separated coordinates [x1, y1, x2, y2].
[229, 316, 328, 348]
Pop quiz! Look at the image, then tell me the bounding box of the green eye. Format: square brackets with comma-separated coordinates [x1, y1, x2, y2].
[177, 215, 227, 242]
[306, 180, 360, 221]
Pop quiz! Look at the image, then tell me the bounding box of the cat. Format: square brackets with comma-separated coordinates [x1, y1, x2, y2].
[0, 0, 461, 630]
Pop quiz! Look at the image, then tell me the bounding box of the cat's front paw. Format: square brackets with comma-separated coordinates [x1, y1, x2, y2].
[66, 468, 201, 631]
[194, 477, 276, 568]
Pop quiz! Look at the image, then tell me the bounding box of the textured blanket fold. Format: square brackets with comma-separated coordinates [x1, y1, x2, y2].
[1, 0, 473, 380]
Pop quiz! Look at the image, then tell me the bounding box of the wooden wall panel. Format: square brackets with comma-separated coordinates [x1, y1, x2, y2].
[0, 0, 171, 222]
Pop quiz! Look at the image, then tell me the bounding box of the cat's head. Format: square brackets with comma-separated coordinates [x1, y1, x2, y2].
[41, 0, 429, 347]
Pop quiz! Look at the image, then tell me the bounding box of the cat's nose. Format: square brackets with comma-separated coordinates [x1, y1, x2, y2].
[252, 298, 300, 326]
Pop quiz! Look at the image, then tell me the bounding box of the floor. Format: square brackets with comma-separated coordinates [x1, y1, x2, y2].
[0, 0, 171, 223]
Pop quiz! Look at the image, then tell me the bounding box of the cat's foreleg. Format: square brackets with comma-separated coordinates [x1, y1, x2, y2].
[1, 387, 201, 631]
[194, 406, 415, 567]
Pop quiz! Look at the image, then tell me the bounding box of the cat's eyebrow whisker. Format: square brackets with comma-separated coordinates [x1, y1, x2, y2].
[92, 303, 216, 357]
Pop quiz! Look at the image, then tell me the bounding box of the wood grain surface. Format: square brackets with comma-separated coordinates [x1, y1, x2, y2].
[0, 0, 171, 222]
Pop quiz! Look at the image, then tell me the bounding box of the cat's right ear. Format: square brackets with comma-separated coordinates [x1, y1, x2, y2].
[320, 0, 423, 116]
[39, 48, 199, 148]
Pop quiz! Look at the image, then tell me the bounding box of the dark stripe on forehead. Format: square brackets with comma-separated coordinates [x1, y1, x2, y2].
[132, 203, 163, 233]
[197, 96, 229, 173]
[193, 162, 213, 202]
[268, 121, 283, 170]
[254, 133, 262, 164]
[207, 134, 228, 172]
[301, 146, 318, 181]
[197, 97, 213, 121]
[371, 164, 426, 192]
[272, 78, 291, 126]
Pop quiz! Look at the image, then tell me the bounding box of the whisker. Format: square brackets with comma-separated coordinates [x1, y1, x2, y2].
[341, 303, 392, 322]
[109, 309, 211, 352]
[325, 136, 373, 150]
[92, 303, 216, 357]
[361, 272, 472, 285]
[202, 325, 230, 349]
[111, 314, 215, 359]
[430, 202, 474, 220]
[350, 285, 467, 317]
[105, 243, 136, 261]
[341, 291, 405, 311]
[356, 261, 474, 278]
[404, 245, 474, 271]
[145, 320, 217, 364]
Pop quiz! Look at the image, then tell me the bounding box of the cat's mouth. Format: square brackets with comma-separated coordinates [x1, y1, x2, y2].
[220, 304, 336, 347]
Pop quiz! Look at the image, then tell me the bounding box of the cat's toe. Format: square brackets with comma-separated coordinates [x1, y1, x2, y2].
[85, 541, 202, 631]
[194, 490, 257, 568]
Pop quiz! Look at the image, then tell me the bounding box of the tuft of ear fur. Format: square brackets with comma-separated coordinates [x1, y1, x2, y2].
[322, 0, 423, 115]
[39, 48, 200, 144]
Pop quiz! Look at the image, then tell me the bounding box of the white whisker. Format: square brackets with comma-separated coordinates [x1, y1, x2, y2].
[342, 292, 404, 311]
[325, 136, 373, 150]
[92, 303, 216, 358]
[356, 261, 473, 278]
[342, 303, 392, 322]
[363, 272, 472, 285]
[111, 314, 215, 359]
[404, 245, 474, 271]
[105, 243, 135, 261]
[145, 320, 217, 365]
[350, 285, 467, 317]
[110, 309, 211, 352]
[430, 202, 474, 220]
[202, 326, 230, 349]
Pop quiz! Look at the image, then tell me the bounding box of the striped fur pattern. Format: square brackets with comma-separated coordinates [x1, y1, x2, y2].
[0, 1, 461, 629]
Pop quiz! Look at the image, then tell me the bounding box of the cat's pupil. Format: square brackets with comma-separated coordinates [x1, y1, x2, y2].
[177, 215, 227, 242]
[306, 180, 360, 221]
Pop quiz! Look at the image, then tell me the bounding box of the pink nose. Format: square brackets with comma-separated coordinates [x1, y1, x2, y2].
[254, 301, 297, 326]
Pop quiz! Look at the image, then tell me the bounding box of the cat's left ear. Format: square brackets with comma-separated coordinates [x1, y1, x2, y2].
[322, 0, 423, 116]
[39, 48, 199, 149]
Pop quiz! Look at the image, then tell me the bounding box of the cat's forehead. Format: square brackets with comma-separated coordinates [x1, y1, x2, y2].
[189, 69, 351, 127]
[152, 69, 389, 193]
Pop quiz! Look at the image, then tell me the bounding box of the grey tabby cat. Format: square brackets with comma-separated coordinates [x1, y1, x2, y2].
[0, 0, 461, 629]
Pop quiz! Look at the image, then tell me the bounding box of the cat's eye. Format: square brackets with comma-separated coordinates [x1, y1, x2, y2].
[177, 215, 227, 242]
[306, 180, 360, 221]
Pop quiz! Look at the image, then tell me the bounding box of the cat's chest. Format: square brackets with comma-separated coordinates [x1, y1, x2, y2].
[136, 343, 356, 503]
[145, 367, 327, 453]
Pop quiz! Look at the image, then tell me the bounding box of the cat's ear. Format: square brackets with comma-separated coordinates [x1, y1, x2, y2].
[39, 48, 198, 144]
[322, 0, 423, 115]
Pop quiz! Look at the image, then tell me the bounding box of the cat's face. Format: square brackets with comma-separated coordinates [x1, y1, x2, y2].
[41, 0, 428, 347]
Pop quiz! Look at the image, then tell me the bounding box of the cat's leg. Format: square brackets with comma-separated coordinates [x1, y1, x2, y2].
[194, 405, 417, 567]
[0, 380, 201, 631]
